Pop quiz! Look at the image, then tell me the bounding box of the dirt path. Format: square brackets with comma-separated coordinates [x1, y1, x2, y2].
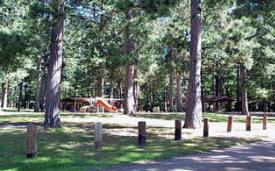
[97, 139, 275, 171]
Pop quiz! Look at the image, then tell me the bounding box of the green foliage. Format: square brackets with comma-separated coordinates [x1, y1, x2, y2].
[0, 0, 274, 112]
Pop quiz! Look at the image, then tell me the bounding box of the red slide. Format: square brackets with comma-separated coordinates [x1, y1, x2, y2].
[96, 99, 117, 112]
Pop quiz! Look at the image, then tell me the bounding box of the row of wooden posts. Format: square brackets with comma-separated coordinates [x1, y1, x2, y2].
[26, 115, 269, 158]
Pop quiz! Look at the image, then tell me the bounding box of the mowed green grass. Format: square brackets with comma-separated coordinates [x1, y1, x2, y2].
[0, 126, 257, 171]
[0, 111, 269, 170]
[137, 113, 275, 124]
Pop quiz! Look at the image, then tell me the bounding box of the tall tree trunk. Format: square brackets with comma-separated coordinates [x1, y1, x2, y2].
[109, 80, 113, 99]
[262, 99, 267, 112]
[225, 86, 232, 112]
[168, 73, 174, 112]
[44, 0, 64, 128]
[235, 63, 241, 111]
[133, 69, 139, 111]
[184, 0, 202, 128]
[34, 57, 42, 112]
[97, 72, 104, 97]
[149, 83, 154, 112]
[97, 68, 104, 112]
[40, 76, 46, 112]
[9, 86, 14, 108]
[163, 89, 167, 112]
[215, 65, 221, 111]
[176, 73, 183, 112]
[273, 84, 275, 112]
[124, 61, 136, 114]
[1, 82, 8, 108]
[17, 82, 23, 111]
[117, 80, 122, 109]
[24, 83, 29, 109]
[117, 80, 122, 99]
[123, 9, 136, 115]
[241, 64, 250, 115]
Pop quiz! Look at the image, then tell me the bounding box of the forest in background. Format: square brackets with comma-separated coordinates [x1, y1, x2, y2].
[0, 0, 274, 127]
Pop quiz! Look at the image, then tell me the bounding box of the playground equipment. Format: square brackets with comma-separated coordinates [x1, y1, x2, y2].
[62, 97, 122, 113]
[96, 98, 117, 112]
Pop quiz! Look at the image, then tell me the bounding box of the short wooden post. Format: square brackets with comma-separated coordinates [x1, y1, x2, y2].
[138, 121, 146, 145]
[26, 124, 37, 158]
[263, 115, 267, 130]
[227, 116, 233, 132]
[94, 122, 102, 151]
[246, 116, 251, 131]
[203, 118, 209, 137]
[175, 120, 181, 140]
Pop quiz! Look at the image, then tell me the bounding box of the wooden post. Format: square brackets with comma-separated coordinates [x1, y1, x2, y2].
[227, 116, 233, 132]
[138, 121, 146, 145]
[203, 118, 209, 137]
[246, 116, 251, 131]
[26, 124, 37, 158]
[175, 120, 181, 140]
[263, 115, 267, 130]
[94, 122, 102, 151]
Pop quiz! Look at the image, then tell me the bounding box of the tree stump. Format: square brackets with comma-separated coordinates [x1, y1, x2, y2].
[246, 116, 251, 131]
[26, 124, 37, 158]
[94, 122, 102, 151]
[263, 115, 267, 130]
[203, 118, 209, 137]
[175, 120, 181, 140]
[138, 121, 146, 145]
[227, 116, 233, 132]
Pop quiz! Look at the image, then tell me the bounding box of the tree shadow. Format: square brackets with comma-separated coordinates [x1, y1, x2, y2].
[0, 126, 259, 171]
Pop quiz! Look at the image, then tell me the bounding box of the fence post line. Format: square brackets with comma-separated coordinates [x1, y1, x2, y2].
[175, 120, 182, 140]
[138, 121, 146, 145]
[246, 116, 251, 131]
[263, 115, 267, 130]
[94, 122, 102, 151]
[203, 118, 209, 137]
[227, 116, 233, 132]
[26, 124, 37, 158]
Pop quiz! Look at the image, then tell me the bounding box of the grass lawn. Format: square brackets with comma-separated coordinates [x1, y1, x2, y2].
[136, 113, 275, 124]
[0, 110, 271, 171]
[0, 126, 258, 171]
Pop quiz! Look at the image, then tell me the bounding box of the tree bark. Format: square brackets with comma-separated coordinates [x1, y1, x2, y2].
[123, 9, 136, 115]
[117, 80, 122, 109]
[44, 0, 64, 128]
[235, 63, 241, 111]
[97, 72, 104, 97]
[241, 63, 250, 115]
[39, 76, 46, 112]
[17, 82, 23, 111]
[184, 0, 202, 128]
[225, 86, 232, 112]
[24, 83, 29, 109]
[9, 87, 15, 108]
[150, 83, 154, 112]
[117, 80, 122, 99]
[133, 69, 139, 111]
[124, 61, 136, 114]
[215, 66, 221, 111]
[109, 80, 113, 99]
[34, 57, 42, 112]
[163, 89, 168, 112]
[176, 73, 183, 112]
[1, 82, 8, 108]
[168, 73, 174, 112]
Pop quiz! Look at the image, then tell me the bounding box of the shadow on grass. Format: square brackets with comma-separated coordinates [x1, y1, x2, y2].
[0, 126, 259, 171]
[136, 113, 275, 123]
